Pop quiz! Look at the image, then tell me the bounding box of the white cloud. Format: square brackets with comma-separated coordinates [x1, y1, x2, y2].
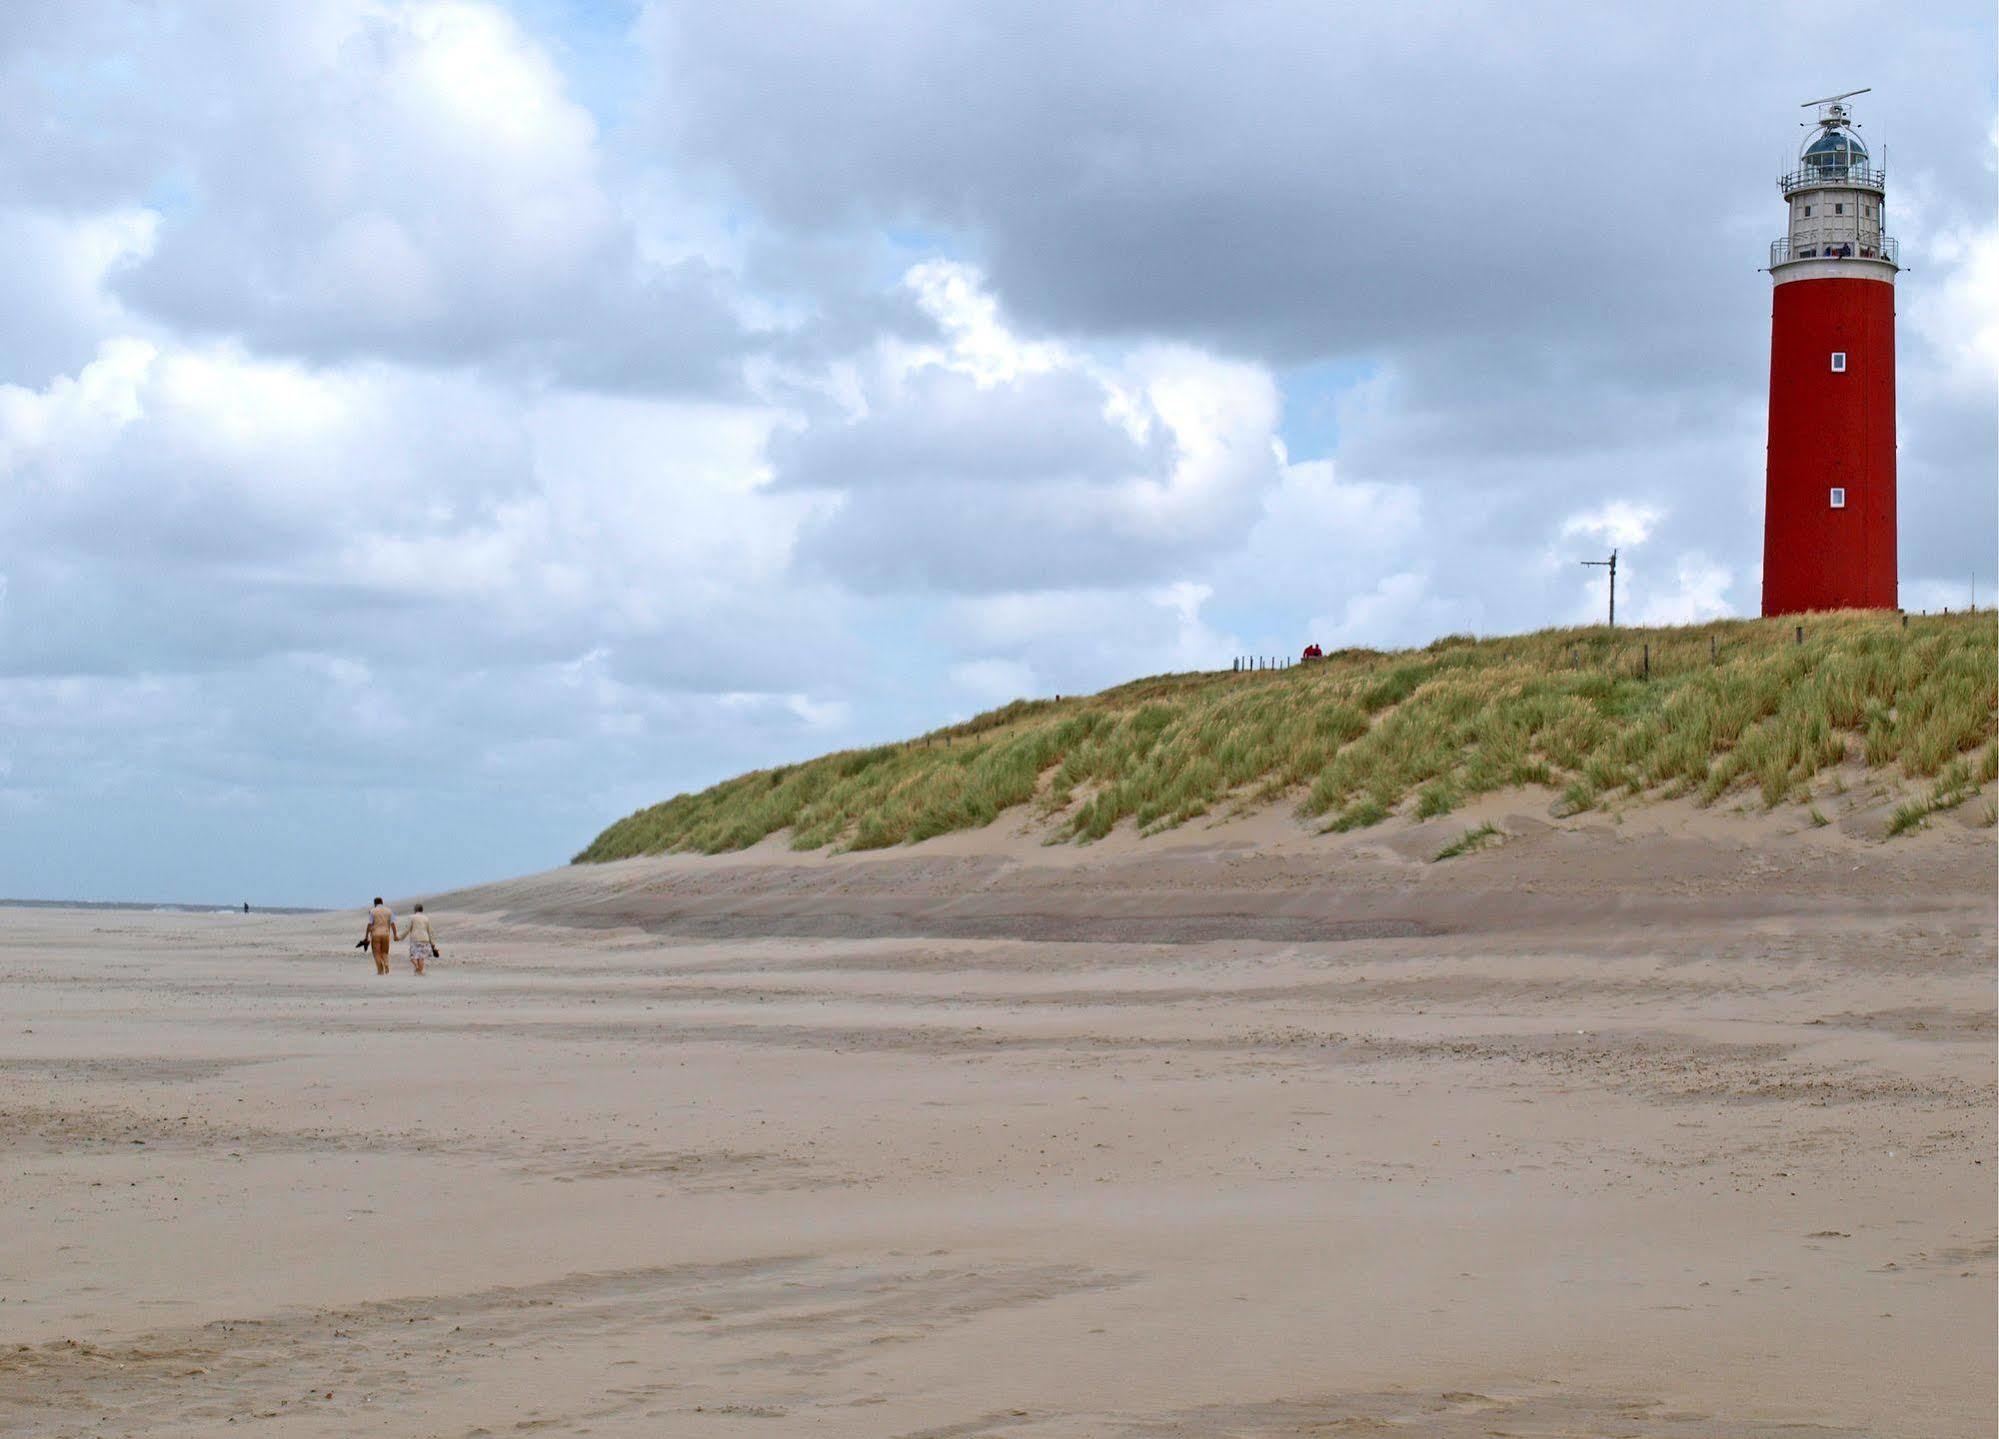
[950, 658, 1040, 705]
[944, 583, 1237, 688]
[784, 266, 1285, 592]
[1561, 501, 1662, 550]
[0, 337, 155, 473]
[1902, 577, 1986, 614]
[1309, 572, 1451, 650]
[1121, 347, 1281, 536]
[0, 330, 830, 695]
[17, 0, 749, 390]
[1631, 554, 1735, 626]
[0, 206, 158, 385]
[1906, 222, 1999, 384]
[905, 259, 1069, 385]
[719, 691, 854, 730]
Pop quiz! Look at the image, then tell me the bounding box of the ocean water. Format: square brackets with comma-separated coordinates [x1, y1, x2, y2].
[0, 898, 326, 916]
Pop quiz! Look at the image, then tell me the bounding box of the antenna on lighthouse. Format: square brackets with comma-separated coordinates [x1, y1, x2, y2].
[1800, 87, 1870, 109]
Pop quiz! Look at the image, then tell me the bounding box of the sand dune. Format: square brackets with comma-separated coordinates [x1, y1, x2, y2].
[2, 797, 1993, 1435]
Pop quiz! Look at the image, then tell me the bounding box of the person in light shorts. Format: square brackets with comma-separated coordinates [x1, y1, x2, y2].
[395, 903, 439, 976]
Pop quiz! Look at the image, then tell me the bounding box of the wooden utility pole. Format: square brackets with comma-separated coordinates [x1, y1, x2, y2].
[1581, 549, 1617, 627]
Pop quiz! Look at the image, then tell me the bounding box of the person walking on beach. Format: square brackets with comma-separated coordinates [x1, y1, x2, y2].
[395, 903, 439, 976]
[365, 897, 394, 975]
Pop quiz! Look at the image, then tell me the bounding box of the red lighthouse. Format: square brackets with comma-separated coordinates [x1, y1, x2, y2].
[1762, 90, 1898, 616]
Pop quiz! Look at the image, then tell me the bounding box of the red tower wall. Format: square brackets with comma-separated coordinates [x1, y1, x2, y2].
[1762, 275, 1897, 614]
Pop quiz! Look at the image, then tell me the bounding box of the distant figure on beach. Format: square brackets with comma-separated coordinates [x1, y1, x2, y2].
[243, 901, 250, 914]
[395, 903, 439, 976]
[365, 897, 394, 975]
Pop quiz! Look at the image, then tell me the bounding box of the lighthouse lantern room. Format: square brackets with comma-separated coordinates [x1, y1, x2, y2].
[1761, 90, 1899, 616]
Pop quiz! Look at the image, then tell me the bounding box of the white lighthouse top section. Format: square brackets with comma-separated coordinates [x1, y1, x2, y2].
[1783, 94, 1882, 195]
[1770, 90, 1898, 283]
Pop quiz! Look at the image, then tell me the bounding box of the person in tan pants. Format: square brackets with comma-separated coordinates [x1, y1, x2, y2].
[365, 897, 394, 976]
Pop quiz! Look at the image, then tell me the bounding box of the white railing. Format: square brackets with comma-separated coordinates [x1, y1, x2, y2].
[1769, 235, 1899, 267]
[1780, 164, 1886, 195]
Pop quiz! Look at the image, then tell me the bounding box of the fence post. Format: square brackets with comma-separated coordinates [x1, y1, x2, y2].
[1709, 635, 1717, 665]
[1901, 613, 1909, 630]
[1795, 625, 1804, 646]
[1642, 643, 1650, 681]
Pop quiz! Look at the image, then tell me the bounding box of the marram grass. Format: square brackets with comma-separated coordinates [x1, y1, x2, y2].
[1433, 821, 1503, 862]
[576, 611, 1998, 861]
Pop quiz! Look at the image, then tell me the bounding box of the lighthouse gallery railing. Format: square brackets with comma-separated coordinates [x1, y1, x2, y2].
[1779, 164, 1887, 195]
[1769, 235, 1899, 268]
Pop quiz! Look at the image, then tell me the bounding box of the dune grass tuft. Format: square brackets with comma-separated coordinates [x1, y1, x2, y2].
[575, 611, 1997, 860]
[1883, 749, 1993, 837]
[1433, 821, 1502, 862]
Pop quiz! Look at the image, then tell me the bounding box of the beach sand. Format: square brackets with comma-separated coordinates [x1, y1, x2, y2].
[2, 795, 1993, 1435]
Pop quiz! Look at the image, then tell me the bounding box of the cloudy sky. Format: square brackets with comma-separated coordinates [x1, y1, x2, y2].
[3, 1, 1994, 905]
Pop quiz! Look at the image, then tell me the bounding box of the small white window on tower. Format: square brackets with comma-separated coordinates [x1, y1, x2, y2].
[1830, 351, 1847, 373]
[1830, 487, 1847, 509]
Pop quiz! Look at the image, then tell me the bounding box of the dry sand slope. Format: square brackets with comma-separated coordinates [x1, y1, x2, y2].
[1, 798, 1994, 1437]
